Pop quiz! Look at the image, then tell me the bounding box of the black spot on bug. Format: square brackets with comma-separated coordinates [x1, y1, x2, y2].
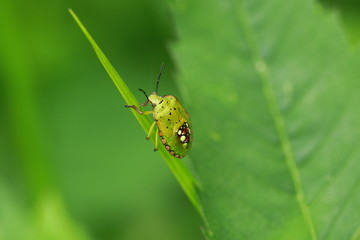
[174, 108, 176, 110]
[159, 100, 163, 104]
[167, 119, 171, 121]
[169, 112, 172, 115]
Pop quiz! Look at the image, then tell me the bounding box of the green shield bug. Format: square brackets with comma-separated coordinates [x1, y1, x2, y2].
[125, 64, 192, 158]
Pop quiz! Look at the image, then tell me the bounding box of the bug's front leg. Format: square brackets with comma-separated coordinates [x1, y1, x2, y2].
[125, 105, 152, 115]
[140, 100, 149, 107]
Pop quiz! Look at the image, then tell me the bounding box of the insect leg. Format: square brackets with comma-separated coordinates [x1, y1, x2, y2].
[125, 105, 152, 115]
[154, 126, 159, 151]
[140, 100, 149, 106]
[146, 121, 157, 140]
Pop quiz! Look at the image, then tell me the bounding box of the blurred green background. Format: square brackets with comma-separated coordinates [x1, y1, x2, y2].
[0, 0, 359, 239]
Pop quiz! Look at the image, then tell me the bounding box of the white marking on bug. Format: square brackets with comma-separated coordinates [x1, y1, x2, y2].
[183, 143, 188, 148]
[178, 130, 182, 135]
[180, 136, 186, 142]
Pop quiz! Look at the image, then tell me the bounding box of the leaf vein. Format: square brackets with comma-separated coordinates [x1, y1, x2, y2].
[310, 137, 360, 206]
[319, 148, 360, 239]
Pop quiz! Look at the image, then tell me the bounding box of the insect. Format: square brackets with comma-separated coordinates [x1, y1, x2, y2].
[125, 64, 192, 158]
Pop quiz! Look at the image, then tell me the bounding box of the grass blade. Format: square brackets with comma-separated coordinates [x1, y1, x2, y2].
[68, 9, 204, 220]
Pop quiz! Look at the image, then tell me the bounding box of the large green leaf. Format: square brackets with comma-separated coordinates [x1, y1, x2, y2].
[171, 0, 360, 239]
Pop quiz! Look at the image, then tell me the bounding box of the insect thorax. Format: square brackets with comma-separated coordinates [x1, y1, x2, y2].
[148, 94, 164, 106]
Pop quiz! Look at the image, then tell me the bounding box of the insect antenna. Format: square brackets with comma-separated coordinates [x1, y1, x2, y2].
[155, 62, 164, 94]
[138, 88, 150, 106]
[138, 88, 149, 100]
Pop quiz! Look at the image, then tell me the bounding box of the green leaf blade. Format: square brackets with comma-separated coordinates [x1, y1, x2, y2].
[68, 9, 204, 220]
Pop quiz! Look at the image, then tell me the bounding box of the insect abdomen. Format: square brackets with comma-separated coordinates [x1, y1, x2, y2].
[154, 96, 191, 158]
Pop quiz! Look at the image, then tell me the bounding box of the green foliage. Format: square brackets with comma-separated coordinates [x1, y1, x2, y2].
[2, 0, 360, 239]
[69, 9, 204, 220]
[0, 1, 202, 239]
[171, 0, 360, 239]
